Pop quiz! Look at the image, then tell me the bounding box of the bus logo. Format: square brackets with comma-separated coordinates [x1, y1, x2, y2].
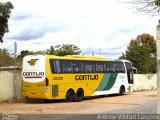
[27, 59, 38, 66]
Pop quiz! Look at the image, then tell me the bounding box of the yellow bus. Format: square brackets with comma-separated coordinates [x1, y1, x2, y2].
[22, 55, 134, 102]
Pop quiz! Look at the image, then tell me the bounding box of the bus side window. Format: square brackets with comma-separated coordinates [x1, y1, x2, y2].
[50, 59, 61, 73]
[125, 62, 132, 72]
[105, 61, 115, 73]
[96, 62, 105, 73]
[84, 61, 95, 73]
[72, 61, 83, 73]
[62, 60, 73, 73]
[116, 62, 125, 73]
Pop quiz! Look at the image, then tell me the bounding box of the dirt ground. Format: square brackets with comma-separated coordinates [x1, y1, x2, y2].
[0, 90, 157, 114]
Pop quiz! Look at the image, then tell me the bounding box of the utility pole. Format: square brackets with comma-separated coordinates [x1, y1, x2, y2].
[14, 42, 17, 101]
[157, 20, 160, 114]
[99, 48, 101, 56]
[92, 52, 94, 56]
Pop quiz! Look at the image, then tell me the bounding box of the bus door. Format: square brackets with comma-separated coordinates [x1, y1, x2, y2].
[125, 62, 133, 84]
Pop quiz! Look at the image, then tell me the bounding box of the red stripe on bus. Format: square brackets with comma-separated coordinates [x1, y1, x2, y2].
[25, 76, 42, 78]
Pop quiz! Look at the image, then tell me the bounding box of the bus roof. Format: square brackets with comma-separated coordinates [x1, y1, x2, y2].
[46, 55, 112, 61]
[24, 55, 112, 61]
[23, 55, 132, 62]
[65, 55, 111, 60]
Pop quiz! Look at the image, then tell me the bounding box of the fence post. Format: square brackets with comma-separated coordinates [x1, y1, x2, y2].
[156, 20, 160, 114]
[14, 42, 17, 101]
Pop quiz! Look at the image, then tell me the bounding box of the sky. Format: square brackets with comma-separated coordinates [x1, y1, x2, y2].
[0, 0, 159, 59]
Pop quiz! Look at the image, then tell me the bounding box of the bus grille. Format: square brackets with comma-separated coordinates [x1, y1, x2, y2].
[52, 85, 58, 97]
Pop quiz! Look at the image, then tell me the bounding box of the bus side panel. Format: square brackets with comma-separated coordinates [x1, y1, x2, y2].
[107, 73, 128, 94]
[92, 73, 128, 95]
[96, 73, 131, 96]
[46, 73, 104, 100]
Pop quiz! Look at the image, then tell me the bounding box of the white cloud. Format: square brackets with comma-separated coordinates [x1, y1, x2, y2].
[1, 0, 159, 59]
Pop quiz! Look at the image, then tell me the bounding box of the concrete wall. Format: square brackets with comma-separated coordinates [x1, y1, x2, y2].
[0, 71, 157, 101]
[0, 71, 22, 101]
[0, 71, 14, 101]
[133, 74, 157, 91]
[156, 20, 160, 115]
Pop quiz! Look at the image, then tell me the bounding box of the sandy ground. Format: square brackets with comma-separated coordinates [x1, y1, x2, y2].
[0, 90, 157, 114]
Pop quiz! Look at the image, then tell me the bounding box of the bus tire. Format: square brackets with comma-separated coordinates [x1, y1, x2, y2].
[66, 89, 74, 102]
[44, 99, 51, 103]
[119, 86, 125, 95]
[74, 88, 84, 102]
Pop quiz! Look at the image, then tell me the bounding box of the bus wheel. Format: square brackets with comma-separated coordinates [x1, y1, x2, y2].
[74, 89, 84, 102]
[66, 89, 74, 102]
[119, 86, 125, 95]
[44, 100, 51, 103]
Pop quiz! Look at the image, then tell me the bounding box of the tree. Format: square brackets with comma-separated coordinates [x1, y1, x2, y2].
[118, 0, 160, 16]
[0, 2, 13, 43]
[33, 50, 46, 55]
[49, 46, 55, 55]
[54, 44, 82, 56]
[16, 44, 82, 66]
[17, 50, 34, 59]
[0, 49, 14, 67]
[119, 33, 156, 74]
[17, 50, 34, 66]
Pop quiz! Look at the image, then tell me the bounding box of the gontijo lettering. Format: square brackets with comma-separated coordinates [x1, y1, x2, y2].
[23, 72, 44, 78]
[75, 75, 98, 80]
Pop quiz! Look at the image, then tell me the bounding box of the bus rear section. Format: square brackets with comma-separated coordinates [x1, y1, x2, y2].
[22, 55, 49, 99]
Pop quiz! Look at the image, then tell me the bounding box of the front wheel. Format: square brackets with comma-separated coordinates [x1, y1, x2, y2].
[74, 89, 84, 102]
[119, 86, 125, 96]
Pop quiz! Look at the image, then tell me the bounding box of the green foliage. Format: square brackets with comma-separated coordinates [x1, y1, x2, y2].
[155, 0, 160, 6]
[51, 44, 82, 56]
[33, 50, 46, 55]
[49, 46, 55, 55]
[16, 50, 46, 66]
[16, 44, 82, 66]
[0, 49, 14, 67]
[0, 2, 13, 43]
[119, 33, 156, 74]
[18, 44, 82, 58]
[17, 50, 34, 58]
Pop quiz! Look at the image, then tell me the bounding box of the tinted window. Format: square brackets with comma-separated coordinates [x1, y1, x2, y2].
[62, 60, 72, 73]
[50, 60, 61, 73]
[125, 62, 132, 72]
[96, 62, 105, 72]
[105, 61, 115, 72]
[115, 62, 125, 73]
[84, 61, 95, 73]
[50, 59, 127, 74]
[72, 61, 83, 73]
